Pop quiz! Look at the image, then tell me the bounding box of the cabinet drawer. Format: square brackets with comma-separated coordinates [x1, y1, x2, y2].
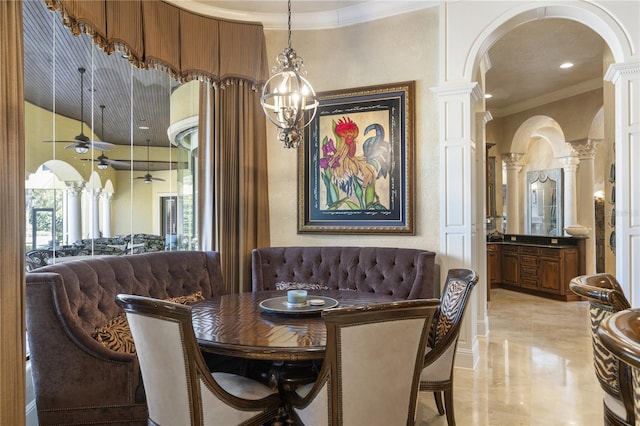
[521, 246, 540, 255]
[540, 248, 560, 258]
[520, 255, 538, 266]
[521, 276, 539, 289]
[502, 245, 518, 254]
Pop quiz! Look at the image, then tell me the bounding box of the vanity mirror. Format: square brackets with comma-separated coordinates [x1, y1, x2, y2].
[525, 168, 563, 236]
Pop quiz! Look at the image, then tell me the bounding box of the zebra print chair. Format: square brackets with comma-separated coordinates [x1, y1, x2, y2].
[598, 308, 640, 426]
[570, 273, 634, 426]
[419, 268, 479, 426]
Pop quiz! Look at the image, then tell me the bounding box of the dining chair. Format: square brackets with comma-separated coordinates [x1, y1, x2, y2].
[570, 273, 634, 426]
[419, 268, 479, 426]
[598, 308, 640, 426]
[284, 299, 439, 425]
[115, 294, 281, 426]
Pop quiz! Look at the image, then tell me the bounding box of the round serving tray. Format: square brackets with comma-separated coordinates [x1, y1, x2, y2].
[259, 296, 339, 315]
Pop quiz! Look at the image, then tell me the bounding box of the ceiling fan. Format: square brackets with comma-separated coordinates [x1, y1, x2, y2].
[44, 67, 115, 154]
[81, 105, 131, 170]
[135, 139, 166, 184]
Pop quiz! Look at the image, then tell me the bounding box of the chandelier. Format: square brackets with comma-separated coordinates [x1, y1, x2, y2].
[260, 0, 318, 148]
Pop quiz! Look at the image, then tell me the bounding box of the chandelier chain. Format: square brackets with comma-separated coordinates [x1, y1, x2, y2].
[287, 0, 292, 49]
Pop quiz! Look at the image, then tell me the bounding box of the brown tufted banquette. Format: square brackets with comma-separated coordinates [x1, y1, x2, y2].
[251, 246, 437, 299]
[26, 250, 225, 426]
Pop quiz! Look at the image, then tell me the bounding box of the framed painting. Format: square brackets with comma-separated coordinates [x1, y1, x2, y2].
[298, 81, 415, 234]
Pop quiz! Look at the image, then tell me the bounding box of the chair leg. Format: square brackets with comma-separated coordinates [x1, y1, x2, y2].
[444, 389, 455, 426]
[434, 391, 445, 415]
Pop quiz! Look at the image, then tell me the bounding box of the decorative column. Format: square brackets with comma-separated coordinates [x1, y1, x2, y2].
[432, 82, 483, 369]
[559, 156, 579, 231]
[84, 188, 102, 239]
[65, 182, 83, 245]
[100, 192, 113, 238]
[568, 138, 602, 275]
[502, 153, 524, 234]
[62, 186, 68, 245]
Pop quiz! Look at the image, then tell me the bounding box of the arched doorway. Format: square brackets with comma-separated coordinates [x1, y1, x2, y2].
[435, 1, 639, 367]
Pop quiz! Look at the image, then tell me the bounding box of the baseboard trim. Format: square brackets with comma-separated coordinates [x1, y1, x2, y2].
[454, 337, 479, 369]
[477, 312, 490, 337]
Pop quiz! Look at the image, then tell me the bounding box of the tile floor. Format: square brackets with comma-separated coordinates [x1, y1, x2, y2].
[416, 288, 603, 426]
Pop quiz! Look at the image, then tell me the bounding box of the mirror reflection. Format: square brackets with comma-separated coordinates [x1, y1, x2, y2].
[525, 168, 563, 236]
[24, 0, 197, 268]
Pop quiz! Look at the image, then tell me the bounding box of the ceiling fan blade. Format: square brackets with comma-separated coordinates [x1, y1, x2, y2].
[64, 143, 83, 150]
[42, 140, 80, 143]
[90, 141, 115, 151]
[106, 159, 132, 167]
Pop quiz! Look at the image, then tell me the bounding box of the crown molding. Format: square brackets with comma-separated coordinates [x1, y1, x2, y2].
[167, 1, 437, 30]
[488, 77, 603, 118]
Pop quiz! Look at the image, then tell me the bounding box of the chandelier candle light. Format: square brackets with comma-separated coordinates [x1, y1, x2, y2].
[260, 0, 318, 148]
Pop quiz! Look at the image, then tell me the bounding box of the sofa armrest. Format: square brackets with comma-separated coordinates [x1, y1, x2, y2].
[409, 250, 436, 299]
[26, 275, 143, 409]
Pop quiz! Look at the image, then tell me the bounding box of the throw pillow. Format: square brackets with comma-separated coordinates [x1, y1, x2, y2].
[275, 281, 329, 291]
[92, 291, 205, 354]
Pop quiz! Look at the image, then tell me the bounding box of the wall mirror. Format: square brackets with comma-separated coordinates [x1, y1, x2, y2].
[525, 168, 563, 236]
[23, 0, 198, 267]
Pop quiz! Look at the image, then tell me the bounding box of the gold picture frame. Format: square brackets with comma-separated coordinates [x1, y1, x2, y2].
[298, 81, 415, 234]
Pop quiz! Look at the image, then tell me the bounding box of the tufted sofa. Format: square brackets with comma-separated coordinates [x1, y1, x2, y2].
[26, 250, 225, 426]
[251, 246, 437, 299]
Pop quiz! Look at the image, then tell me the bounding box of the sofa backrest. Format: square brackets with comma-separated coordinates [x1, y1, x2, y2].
[251, 246, 436, 299]
[28, 250, 224, 338]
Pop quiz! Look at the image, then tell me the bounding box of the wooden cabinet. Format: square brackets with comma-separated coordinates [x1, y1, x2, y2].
[500, 245, 518, 286]
[492, 240, 583, 301]
[486, 243, 502, 301]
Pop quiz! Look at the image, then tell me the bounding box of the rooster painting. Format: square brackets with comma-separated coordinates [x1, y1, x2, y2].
[319, 116, 391, 210]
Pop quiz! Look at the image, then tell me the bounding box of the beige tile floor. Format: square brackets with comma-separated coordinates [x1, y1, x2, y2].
[416, 288, 603, 426]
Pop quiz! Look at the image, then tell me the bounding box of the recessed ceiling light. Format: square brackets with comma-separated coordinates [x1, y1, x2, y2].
[560, 62, 574, 69]
[484, 93, 493, 99]
[139, 126, 150, 130]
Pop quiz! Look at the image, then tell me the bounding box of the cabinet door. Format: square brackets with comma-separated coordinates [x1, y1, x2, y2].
[488, 249, 502, 284]
[502, 253, 519, 285]
[539, 256, 562, 293]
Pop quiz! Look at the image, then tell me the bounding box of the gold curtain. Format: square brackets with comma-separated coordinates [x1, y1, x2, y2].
[0, 1, 26, 424]
[198, 82, 271, 293]
[45, 0, 268, 84]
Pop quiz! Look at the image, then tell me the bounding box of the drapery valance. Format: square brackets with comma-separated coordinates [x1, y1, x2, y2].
[44, 0, 269, 85]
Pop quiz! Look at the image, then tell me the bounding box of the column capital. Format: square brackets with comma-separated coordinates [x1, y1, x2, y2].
[64, 181, 84, 194]
[431, 82, 483, 101]
[604, 61, 640, 84]
[84, 187, 102, 197]
[501, 153, 524, 169]
[559, 156, 580, 171]
[476, 111, 493, 125]
[100, 192, 114, 201]
[568, 138, 602, 159]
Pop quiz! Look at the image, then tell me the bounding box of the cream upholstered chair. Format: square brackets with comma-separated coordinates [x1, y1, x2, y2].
[115, 294, 281, 426]
[570, 273, 634, 426]
[419, 268, 479, 426]
[285, 299, 439, 425]
[598, 308, 640, 426]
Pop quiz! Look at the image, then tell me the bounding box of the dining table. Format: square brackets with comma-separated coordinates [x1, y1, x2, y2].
[191, 289, 404, 362]
[190, 289, 417, 422]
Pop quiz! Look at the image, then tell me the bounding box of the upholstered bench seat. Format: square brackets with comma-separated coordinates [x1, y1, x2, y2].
[252, 246, 437, 299]
[26, 250, 225, 426]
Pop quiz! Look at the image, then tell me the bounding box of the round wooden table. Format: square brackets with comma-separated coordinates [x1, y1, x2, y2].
[191, 290, 402, 361]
